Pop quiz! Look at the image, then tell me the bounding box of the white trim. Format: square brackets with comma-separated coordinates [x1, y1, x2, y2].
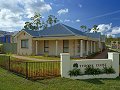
[14, 30, 33, 39]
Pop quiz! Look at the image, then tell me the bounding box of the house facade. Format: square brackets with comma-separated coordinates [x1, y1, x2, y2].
[15, 23, 105, 57]
[111, 41, 120, 49]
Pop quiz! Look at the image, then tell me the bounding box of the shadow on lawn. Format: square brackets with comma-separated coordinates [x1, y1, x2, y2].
[80, 79, 104, 84]
[80, 77, 120, 85]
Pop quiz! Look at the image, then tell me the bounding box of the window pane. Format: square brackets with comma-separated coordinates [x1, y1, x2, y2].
[44, 40, 49, 52]
[63, 48, 69, 53]
[63, 40, 69, 53]
[63, 40, 69, 47]
[21, 39, 28, 48]
[44, 40, 49, 47]
[44, 48, 49, 52]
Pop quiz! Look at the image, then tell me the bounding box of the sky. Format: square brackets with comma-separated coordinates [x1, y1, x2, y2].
[0, 0, 120, 37]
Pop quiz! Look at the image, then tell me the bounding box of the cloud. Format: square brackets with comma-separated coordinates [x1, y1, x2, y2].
[0, 0, 52, 32]
[57, 8, 68, 15]
[64, 19, 70, 22]
[78, 4, 82, 8]
[111, 26, 120, 35]
[90, 23, 120, 37]
[76, 19, 80, 22]
[88, 10, 120, 20]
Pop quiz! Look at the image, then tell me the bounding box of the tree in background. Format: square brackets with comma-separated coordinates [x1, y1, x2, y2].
[80, 25, 87, 32]
[30, 12, 42, 30]
[24, 13, 59, 30]
[92, 25, 99, 33]
[80, 25, 91, 32]
[47, 15, 59, 27]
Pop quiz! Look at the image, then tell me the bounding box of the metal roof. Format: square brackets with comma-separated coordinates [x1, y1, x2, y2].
[23, 23, 102, 39]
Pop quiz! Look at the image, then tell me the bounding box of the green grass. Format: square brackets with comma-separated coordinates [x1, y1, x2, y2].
[1, 67, 120, 90]
[28, 55, 60, 60]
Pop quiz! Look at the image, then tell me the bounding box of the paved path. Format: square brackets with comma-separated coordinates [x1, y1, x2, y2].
[93, 49, 108, 59]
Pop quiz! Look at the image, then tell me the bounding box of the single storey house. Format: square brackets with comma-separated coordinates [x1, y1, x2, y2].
[14, 23, 105, 57]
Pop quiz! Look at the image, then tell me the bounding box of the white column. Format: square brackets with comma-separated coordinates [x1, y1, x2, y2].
[108, 52, 119, 77]
[80, 40, 83, 57]
[91, 41, 92, 53]
[60, 53, 70, 78]
[56, 40, 58, 56]
[94, 42, 96, 52]
[35, 40, 38, 55]
[86, 41, 89, 55]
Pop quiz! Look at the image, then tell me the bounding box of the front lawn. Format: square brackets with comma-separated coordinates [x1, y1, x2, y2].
[1, 67, 120, 90]
[27, 55, 60, 60]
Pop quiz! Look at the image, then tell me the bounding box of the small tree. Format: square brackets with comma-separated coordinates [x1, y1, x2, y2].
[23, 13, 59, 30]
[80, 25, 87, 32]
[92, 25, 99, 33]
[47, 15, 59, 26]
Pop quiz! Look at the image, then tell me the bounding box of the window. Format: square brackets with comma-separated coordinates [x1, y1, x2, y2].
[21, 39, 28, 48]
[63, 40, 69, 53]
[77, 40, 80, 53]
[44, 40, 49, 52]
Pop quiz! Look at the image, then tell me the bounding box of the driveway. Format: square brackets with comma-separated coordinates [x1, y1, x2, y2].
[93, 49, 108, 59]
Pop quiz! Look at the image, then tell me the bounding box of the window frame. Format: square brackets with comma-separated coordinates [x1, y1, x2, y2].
[63, 40, 69, 53]
[21, 39, 29, 48]
[44, 40, 49, 52]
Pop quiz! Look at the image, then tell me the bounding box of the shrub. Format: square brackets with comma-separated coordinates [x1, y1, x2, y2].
[103, 67, 115, 74]
[69, 68, 81, 76]
[85, 66, 102, 75]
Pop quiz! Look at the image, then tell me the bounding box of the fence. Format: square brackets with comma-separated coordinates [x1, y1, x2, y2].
[0, 55, 60, 80]
[1, 43, 17, 54]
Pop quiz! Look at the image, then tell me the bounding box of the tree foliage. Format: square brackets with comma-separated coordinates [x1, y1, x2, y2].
[92, 25, 99, 33]
[24, 12, 59, 30]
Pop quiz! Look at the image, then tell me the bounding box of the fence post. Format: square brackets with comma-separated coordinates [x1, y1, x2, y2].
[108, 52, 119, 77]
[8, 56, 10, 70]
[26, 62, 28, 79]
[60, 53, 71, 78]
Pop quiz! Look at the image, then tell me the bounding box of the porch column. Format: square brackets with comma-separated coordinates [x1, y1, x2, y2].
[55, 40, 58, 56]
[80, 40, 83, 57]
[35, 40, 38, 55]
[91, 41, 93, 53]
[94, 42, 96, 52]
[86, 40, 89, 55]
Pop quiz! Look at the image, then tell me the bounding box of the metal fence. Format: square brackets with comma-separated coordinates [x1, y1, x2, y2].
[0, 55, 61, 80]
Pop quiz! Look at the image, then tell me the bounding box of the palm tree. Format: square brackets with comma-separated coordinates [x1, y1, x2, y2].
[80, 25, 87, 32]
[92, 25, 99, 33]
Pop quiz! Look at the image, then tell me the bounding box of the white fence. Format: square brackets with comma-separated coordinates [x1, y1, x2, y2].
[60, 52, 119, 79]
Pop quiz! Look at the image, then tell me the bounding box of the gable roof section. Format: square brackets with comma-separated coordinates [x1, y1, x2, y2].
[62, 24, 86, 36]
[23, 23, 86, 37]
[86, 32, 101, 39]
[24, 29, 40, 37]
[22, 23, 102, 40]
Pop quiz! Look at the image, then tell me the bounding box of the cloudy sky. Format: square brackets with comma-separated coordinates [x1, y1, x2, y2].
[0, 0, 120, 37]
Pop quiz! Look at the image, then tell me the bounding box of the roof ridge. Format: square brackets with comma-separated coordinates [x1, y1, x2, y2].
[60, 24, 76, 35]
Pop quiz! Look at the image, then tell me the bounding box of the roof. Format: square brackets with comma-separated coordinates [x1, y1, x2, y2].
[86, 32, 101, 39]
[21, 23, 103, 40]
[24, 23, 86, 37]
